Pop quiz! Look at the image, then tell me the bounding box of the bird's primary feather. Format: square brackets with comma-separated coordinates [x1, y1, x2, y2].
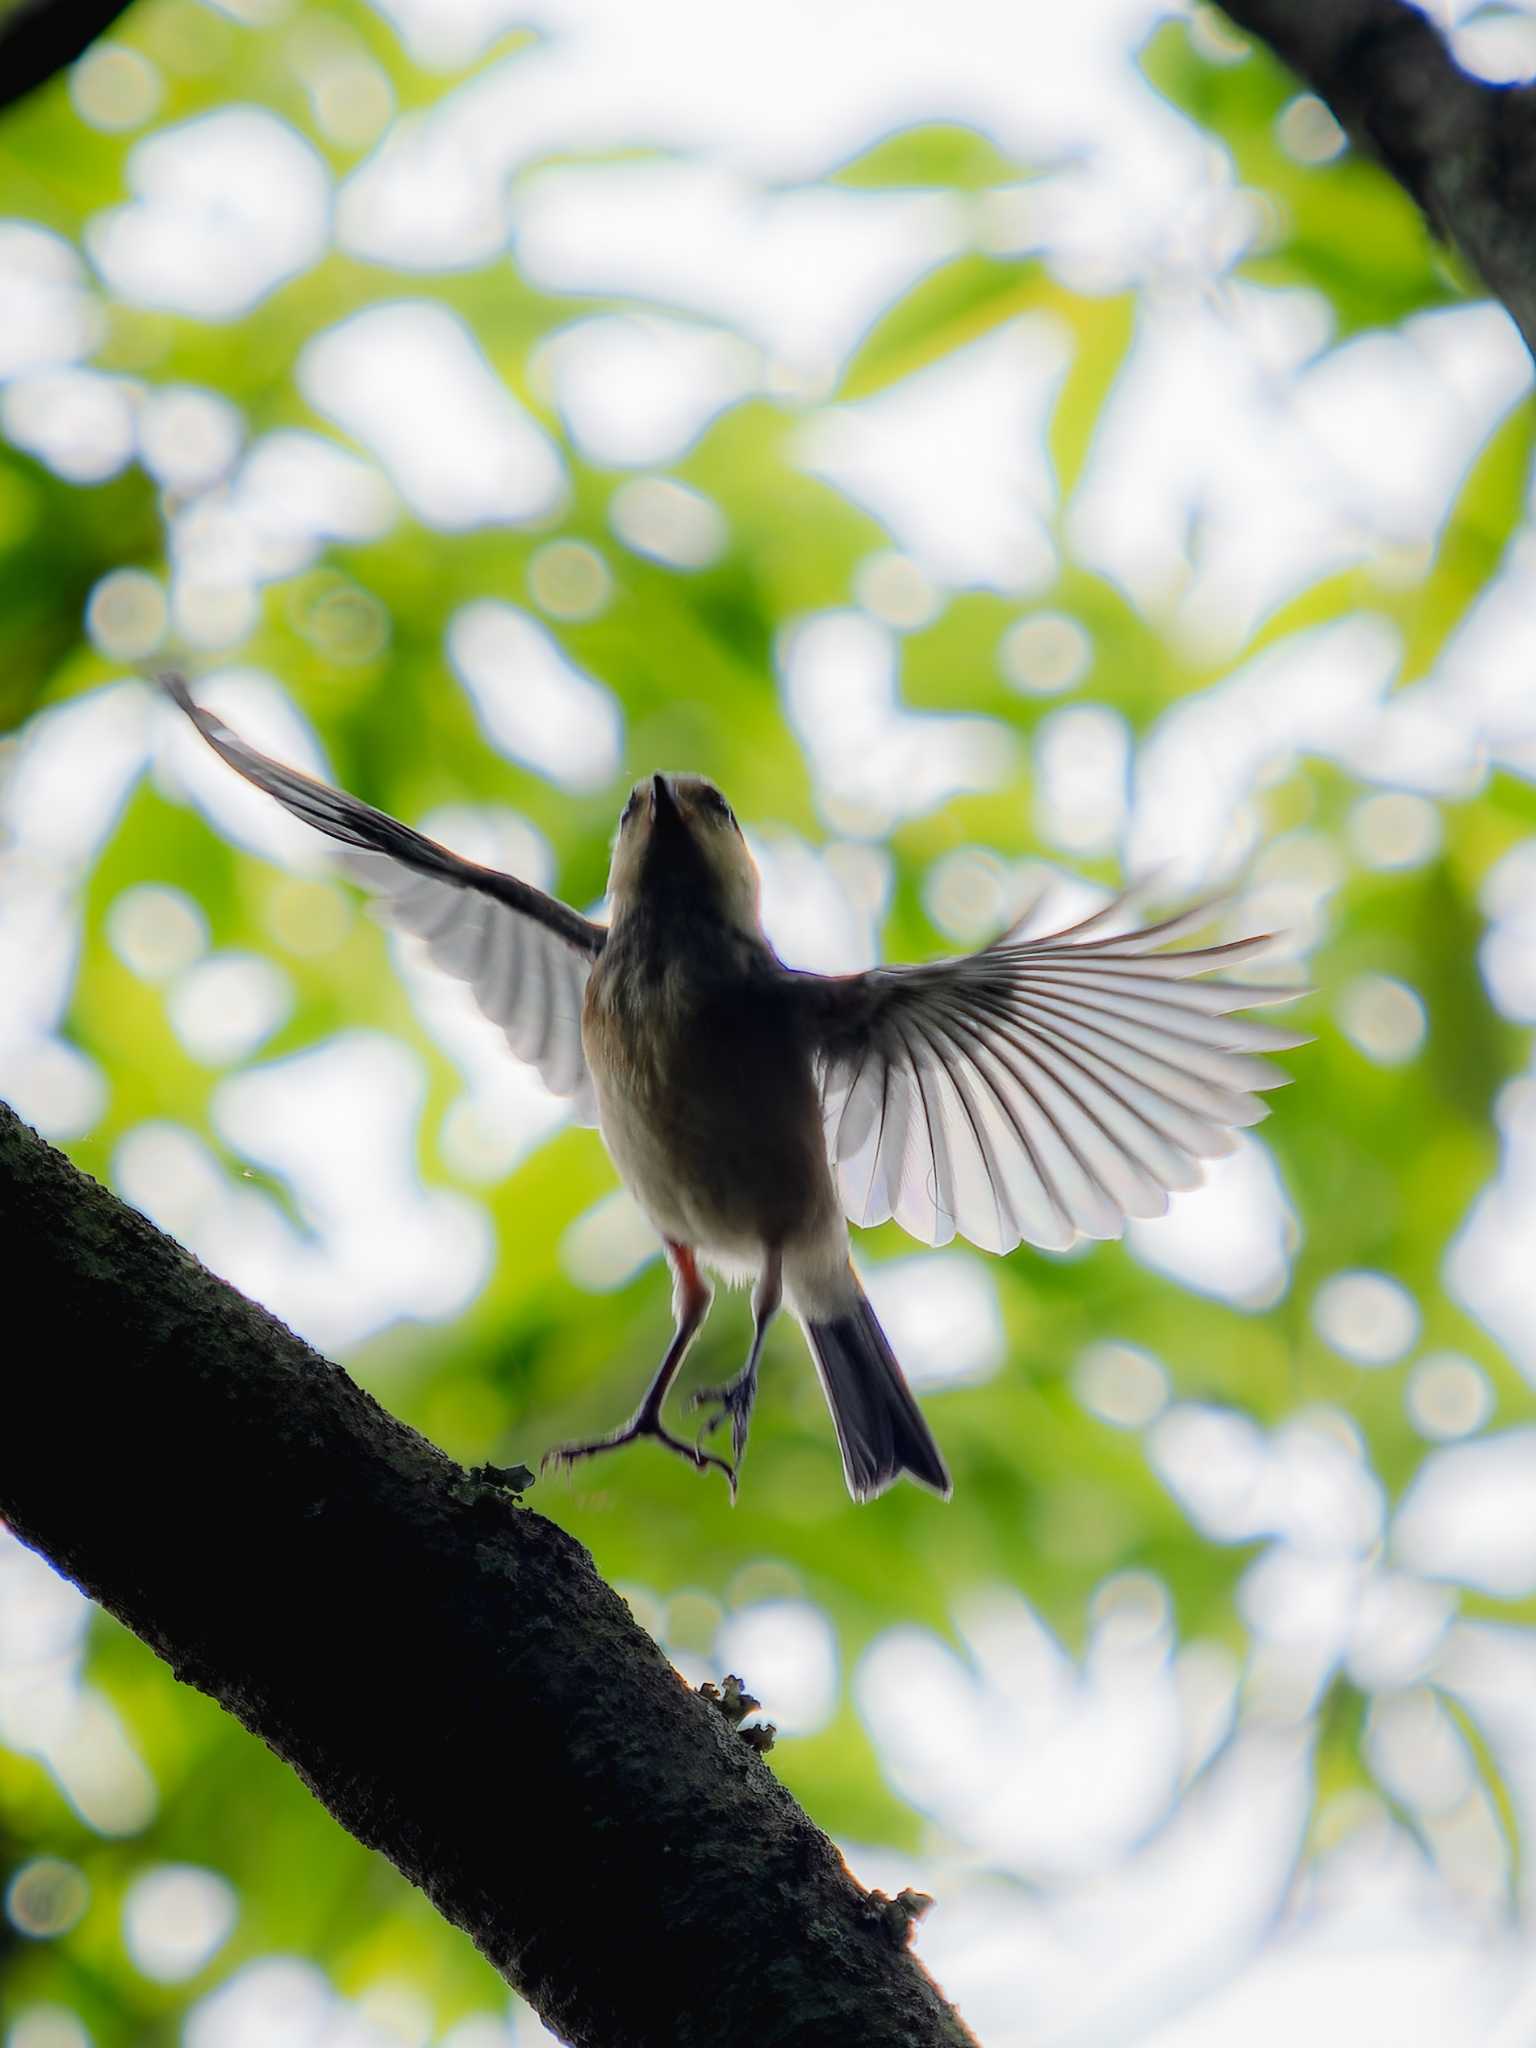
[160, 675, 603, 1118]
[800, 898, 1306, 1257]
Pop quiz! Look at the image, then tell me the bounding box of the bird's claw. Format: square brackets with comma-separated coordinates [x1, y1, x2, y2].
[690, 1374, 756, 1472]
[541, 1410, 736, 1496]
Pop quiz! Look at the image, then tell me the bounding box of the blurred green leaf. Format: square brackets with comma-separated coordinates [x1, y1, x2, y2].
[823, 121, 1029, 191]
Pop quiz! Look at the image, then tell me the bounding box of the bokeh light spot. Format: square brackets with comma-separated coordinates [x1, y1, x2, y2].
[1276, 95, 1346, 165]
[855, 550, 940, 630]
[1313, 1270, 1420, 1366]
[6, 2010, 91, 2048]
[138, 386, 242, 491]
[1407, 1352, 1494, 1441]
[527, 539, 613, 621]
[108, 885, 209, 981]
[1001, 611, 1091, 694]
[86, 568, 168, 661]
[70, 44, 163, 131]
[1349, 790, 1441, 869]
[1338, 974, 1426, 1065]
[122, 1865, 237, 1983]
[168, 952, 293, 1066]
[924, 847, 1009, 942]
[1074, 1342, 1170, 1429]
[5, 1859, 89, 1940]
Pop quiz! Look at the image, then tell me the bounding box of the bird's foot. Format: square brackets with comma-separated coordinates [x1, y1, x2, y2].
[542, 1404, 736, 1496]
[690, 1367, 758, 1472]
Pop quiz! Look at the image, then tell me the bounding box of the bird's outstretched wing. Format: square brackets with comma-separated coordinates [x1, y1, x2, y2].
[162, 675, 604, 1118]
[796, 893, 1307, 1256]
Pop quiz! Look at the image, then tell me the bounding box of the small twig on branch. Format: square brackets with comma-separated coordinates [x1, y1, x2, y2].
[1214, 0, 1536, 363]
[0, 1102, 977, 2048]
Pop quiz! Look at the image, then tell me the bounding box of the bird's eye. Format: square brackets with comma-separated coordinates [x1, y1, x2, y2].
[701, 788, 735, 824]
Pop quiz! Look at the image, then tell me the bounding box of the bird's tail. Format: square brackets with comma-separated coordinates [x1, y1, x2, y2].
[803, 1282, 951, 1504]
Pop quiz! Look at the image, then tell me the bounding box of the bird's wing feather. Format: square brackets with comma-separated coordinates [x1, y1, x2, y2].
[797, 894, 1307, 1255]
[163, 675, 603, 1119]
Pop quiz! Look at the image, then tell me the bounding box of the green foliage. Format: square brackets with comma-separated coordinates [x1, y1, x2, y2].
[1141, 17, 1466, 338]
[1, 4, 1533, 2042]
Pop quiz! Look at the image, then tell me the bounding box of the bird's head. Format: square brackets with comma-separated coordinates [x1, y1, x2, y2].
[607, 772, 761, 934]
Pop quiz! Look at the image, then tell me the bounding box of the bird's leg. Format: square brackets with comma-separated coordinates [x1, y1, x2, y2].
[542, 1242, 734, 1487]
[692, 1248, 783, 1473]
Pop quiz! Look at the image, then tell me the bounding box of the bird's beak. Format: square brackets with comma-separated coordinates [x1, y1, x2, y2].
[649, 773, 679, 828]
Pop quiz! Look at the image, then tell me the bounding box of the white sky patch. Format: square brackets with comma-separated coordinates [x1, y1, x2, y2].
[1128, 1136, 1297, 1310]
[383, 0, 1203, 289]
[560, 1188, 659, 1292]
[516, 162, 965, 386]
[1479, 840, 1536, 1024]
[447, 600, 623, 791]
[861, 1251, 1005, 1390]
[714, 1601, 838, 1737]
[1073, 293, 1530, 653]
[0, 684, 152, 1140]
[537, 313, 758, 467]
[2, 367, 136, 484]
[1395, 1432, 1536, 1599]
[858, 1588, 1185, 1878]
[1150, 1407, 1383, 1557]
[799, 316, 1065, 589]
[1126, 614, 1414, 887]
[87, 109, 330, 319]
[300, 303, 565, 529]
[778, 608, 1013, 833]
[362, 0, 529, 69]
[1033, 701, 1131, 857]
[750, 830, 886, 975]
[1448, 1070, 1536, 1383]
[608, 476, 727, 571]
[229, 430, 398, 582]
[116, 1035, 492, 1353]
[0, 223, 101, 380]
[337, 107, 513, 269]
[0, 1532, 155, 1840]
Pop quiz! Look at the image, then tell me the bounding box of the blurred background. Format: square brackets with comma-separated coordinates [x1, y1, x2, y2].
[4, 0, 1536, 2040]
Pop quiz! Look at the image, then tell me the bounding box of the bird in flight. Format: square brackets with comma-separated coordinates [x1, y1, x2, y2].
[163, 676, 1304, 1503]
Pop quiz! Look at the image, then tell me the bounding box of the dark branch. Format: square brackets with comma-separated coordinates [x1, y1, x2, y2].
[0, 1102, 977, 2048]
[1215, 0, 1536, 361]
[0, 0, 140, 117]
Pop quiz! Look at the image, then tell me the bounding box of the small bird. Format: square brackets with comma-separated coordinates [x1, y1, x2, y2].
[162, 676, 1304, 1502]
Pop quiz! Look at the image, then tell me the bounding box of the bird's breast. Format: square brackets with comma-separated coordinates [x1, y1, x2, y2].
[581, 940, 834, 1255]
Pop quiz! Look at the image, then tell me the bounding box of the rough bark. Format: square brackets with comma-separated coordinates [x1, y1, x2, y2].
[1214, 0, 1536, 362]
[0, 0, 140, 115]
[0, 1102, 977, 2048]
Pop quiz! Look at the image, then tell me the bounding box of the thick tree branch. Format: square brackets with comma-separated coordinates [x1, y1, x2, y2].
[0, 0, 139, 116]
[0, 1102, 977, 2048]
[1215, 0, 1536, 362]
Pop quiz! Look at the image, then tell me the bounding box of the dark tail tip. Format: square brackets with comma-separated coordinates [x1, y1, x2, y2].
[805, 1294, 951, 1504]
